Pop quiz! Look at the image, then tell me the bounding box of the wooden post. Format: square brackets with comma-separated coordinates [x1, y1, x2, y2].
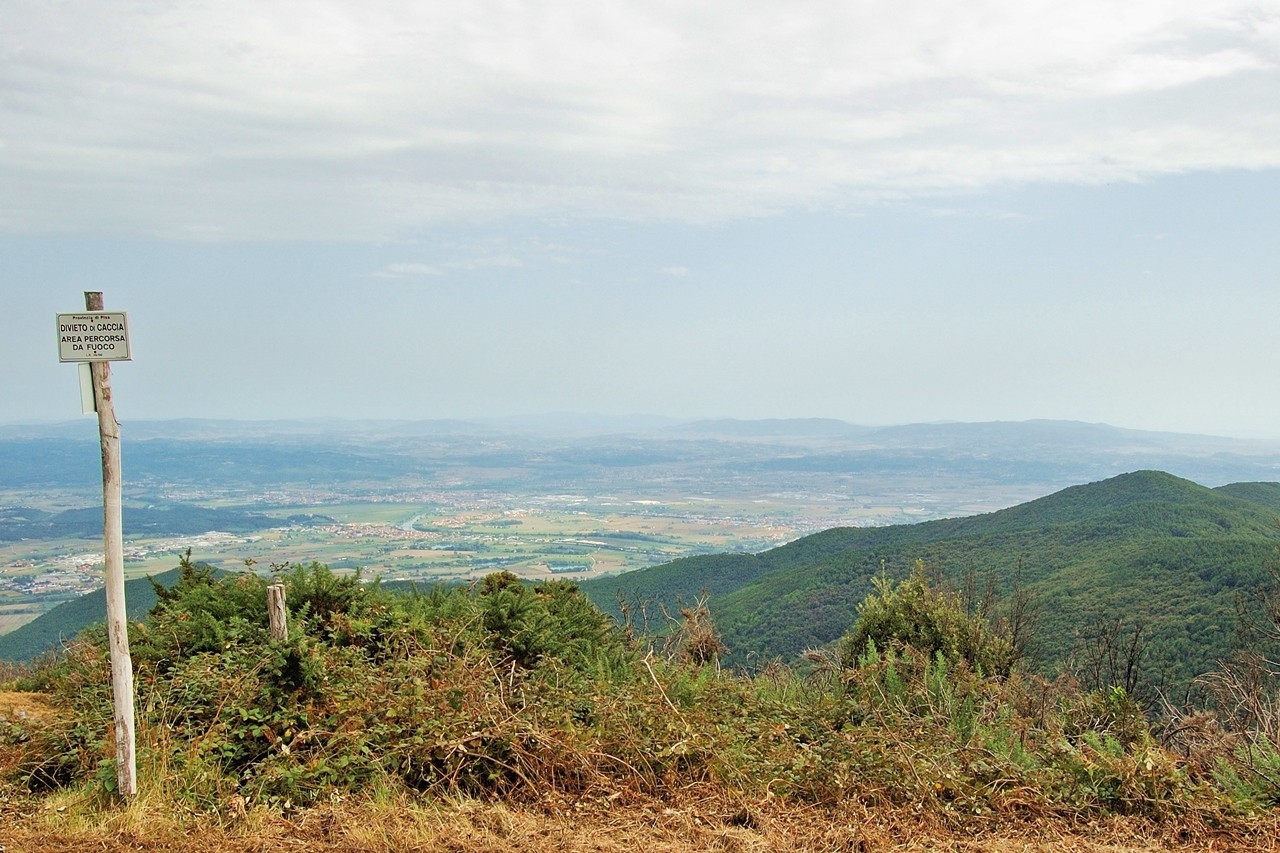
[86, 291, 137, 798]
[267, 583, 288, 641]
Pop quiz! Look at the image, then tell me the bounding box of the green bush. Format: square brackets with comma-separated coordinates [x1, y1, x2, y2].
[838, 562, 1016, 677]
[9, 566, 647, 807]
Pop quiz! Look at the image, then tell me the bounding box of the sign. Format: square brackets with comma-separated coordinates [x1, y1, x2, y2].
[57, 311, 131, 362]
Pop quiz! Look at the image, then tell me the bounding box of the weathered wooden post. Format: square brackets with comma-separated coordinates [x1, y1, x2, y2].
[58, 291, 137, 797]
[267, 583, 288, 641]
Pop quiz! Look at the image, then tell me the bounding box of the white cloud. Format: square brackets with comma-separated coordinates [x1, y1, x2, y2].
[371, 242, 541, 278]
[373, 262, 444, 278]
[444, 256, 525, 272]
[2, 0, 1277, 240]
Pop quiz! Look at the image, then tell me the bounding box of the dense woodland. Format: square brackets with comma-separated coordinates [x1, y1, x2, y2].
[583, 471, 1280, 703]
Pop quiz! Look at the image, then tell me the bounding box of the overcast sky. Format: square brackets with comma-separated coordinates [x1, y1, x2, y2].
[4, 1, 1279, 438]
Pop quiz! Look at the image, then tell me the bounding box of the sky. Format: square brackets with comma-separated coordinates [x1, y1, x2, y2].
[3, 1, 1279, 438]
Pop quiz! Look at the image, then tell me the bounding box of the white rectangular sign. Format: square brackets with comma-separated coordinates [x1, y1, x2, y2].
[57, 311, 132, 362]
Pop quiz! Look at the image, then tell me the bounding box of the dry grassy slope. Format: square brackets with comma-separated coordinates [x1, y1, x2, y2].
[1, 798, 1272, 853]
[0, 692, 54, 725]
[2, 703, 1275, 851]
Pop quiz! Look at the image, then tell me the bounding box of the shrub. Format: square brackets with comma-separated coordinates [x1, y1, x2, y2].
[9, 566, 647, 807]
[838, 561, 1016, 677]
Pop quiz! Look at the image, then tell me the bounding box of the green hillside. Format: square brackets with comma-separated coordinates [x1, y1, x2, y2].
[0, 503, 289, 542]
[0, 564, 402, 663]
[0, 566, 193, 661]
[582, 471, 1280, 694]
[1214, 480, 1280, 513]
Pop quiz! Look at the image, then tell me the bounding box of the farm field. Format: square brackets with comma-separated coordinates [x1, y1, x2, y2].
[0, 492, 825, 631]
[0, 604, 40, 634]
[256, 497, 799, 581]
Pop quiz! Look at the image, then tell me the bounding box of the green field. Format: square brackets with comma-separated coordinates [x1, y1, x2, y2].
[213, 500, 796, 583]
[0, 605, 40, 634]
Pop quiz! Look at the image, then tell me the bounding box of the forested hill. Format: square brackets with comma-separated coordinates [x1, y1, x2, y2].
[581, 470, 1280, 694]
[0, 503, 298, 542]
[1213, 480, 1280, 513]
[0, 568, 189, 661]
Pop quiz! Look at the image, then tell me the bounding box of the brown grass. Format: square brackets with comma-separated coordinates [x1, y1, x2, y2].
[2, 791, 1277, 853]
[0, 692, 54, 723]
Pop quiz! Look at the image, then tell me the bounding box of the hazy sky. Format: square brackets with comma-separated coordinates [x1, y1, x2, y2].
[4, 1, 1279, 437]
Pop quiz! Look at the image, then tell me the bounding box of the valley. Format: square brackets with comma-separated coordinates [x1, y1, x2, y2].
[0, 482, 1024, 635]
[5, 416, 1280, 668]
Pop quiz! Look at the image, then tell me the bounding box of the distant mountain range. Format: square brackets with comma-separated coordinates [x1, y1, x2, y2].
[4, 415, 1275, 445]
[4, 417, 1280, 494]
[665, 417, 872, 438]
[581, 470, 1280, 696]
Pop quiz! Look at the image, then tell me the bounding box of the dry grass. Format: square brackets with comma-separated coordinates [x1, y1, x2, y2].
[3, 794, 1276, 853]
[0, 692, 55, 723]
